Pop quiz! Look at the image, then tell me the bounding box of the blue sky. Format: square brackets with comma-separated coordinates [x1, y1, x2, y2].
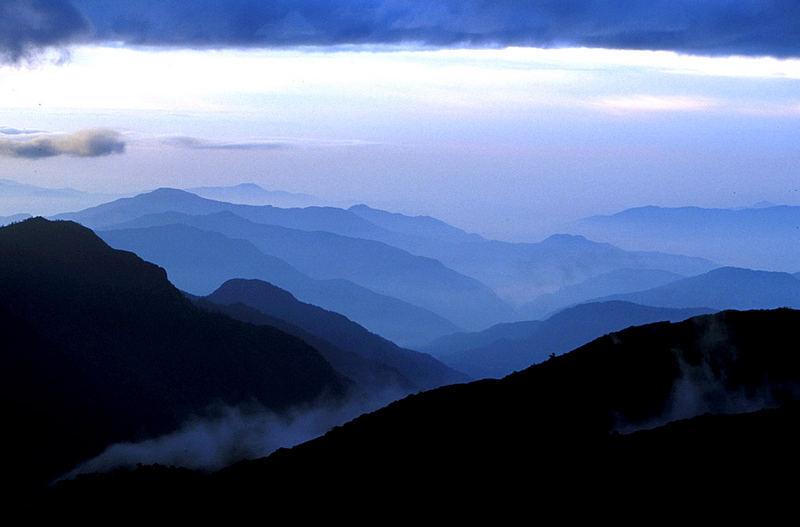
[1, 1, 799, 239]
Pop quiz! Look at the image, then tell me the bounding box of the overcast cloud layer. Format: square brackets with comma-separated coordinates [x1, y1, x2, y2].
[3, 0, 800, 63]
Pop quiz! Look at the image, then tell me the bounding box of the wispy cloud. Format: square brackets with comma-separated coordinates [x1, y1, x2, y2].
[591, 95, 719, 113]
[0, 129, 125, 159]
[163, 136, 287, 151]
[0, 126, 45, 135]
[160, 135, 377, 150]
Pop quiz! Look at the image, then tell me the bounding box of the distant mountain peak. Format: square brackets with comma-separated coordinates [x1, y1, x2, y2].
[6, 216, 103, 244]
[146, 187, 200, 198]
[231, 183, 265, 190]
[540, 233, 592, 245]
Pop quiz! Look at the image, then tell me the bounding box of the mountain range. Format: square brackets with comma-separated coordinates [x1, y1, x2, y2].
[101, 209, 515, 330]
[54, 188, 717, 310]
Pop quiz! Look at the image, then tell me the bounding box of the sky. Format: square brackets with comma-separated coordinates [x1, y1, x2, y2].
[1, 0, 799, 240]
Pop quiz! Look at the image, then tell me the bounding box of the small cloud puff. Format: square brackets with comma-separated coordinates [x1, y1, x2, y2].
[0, 129, 125, 159]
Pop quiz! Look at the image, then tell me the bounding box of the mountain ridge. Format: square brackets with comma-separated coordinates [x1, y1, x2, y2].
[0, 217, 349, 500]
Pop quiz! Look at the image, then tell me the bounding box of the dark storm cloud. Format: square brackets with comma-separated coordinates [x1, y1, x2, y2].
[0, 0, 90, 63]
[0, 129, 125, 159]
[70, 0, 800, 57]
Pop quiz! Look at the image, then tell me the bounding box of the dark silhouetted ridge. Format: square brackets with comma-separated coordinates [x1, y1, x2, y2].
[0, 218, 348, 502]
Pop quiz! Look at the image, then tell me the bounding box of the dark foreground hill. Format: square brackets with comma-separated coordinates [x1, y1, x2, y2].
[35, 309, 800, 516]
[0, 218, 349, 503]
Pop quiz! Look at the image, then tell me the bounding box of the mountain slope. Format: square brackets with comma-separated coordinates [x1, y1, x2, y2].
[215, 308, 800, 491]
[425, 301, 715, 378]
[98, 223, 460, 345]
[0, 217, 348, 499]
[517, 267, 686, 320]
[348, 203, 484, 244]
[206, 279, 469, 391]
[39, 309, 800, 515]
[598, 266, 800, 310]
[194, 298, 417, 395]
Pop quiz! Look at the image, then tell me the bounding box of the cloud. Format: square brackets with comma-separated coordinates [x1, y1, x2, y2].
[163, 136, 287, 151]
[69, 0, 800, 58]
[0, 0, 89, 64]
[591, 95, 719, 113]
[0, 127, 45, 135]
[63, 387, 408, 476]
[0, 129, 125, 159]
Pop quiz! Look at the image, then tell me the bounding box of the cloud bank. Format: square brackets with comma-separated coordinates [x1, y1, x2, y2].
[71, 0, 800, 57]
[0, 0, 89, 63]
[0, 129, 125, 159]
[4, 1, 800, 60]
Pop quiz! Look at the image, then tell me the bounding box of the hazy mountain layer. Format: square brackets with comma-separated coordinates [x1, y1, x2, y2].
[55, 189, 716, 307]
[187, 183, 318, 207]
[0, 212, 32, 225]
[348, 203, 484, 244]
[0, 178, 121, 216]
[517, 267, 686, 320]
[106, 210, 514, 329]
[56, 187, 389, 239]
[569, 204, 800, 271]
[99, 223, 460, 346]
[597, 266, 800, 310]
